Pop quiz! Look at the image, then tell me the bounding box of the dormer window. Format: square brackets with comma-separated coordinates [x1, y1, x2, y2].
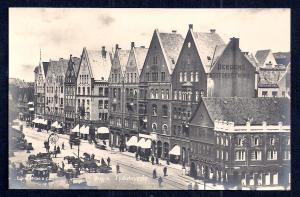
[207, 56, 211, 61]
[188, 42, 191, 48]
[171, 58, 175, 64]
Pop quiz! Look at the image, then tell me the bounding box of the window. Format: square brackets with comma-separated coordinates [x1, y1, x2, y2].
[146, 73, 150, 81]
[287, 137, 290, 145]
[178, 91, 182, 100]
[184, 72, 187, 82]
[251, 150, 262, 161]
[187, 54, 191, 65]
[174, 90, 177, 100]
[61, 87, 63, 93]
[78, 87, 81, 95]
[104, 88, 108, 96]
[195, 91, 199, 101]
[99, 100, 103, 109]
[152, 104, 157, 116]
[253, 137, 260, 146]
[267, 150, 277, 160]
[237, 138, 243, 146]
[225, 152, 228, 161]
[153, 56, 158, 65]
[161, 72, 165, 81]
[150, 89, 154, 99]
[162, 105, 168, 117]
[161, 90, 165, 99]
[283, 151, 290, 160]
[152, 72, 158, 81]
[87, 87, 90, 95]
[272, 91, 278, 97]
[179, 72, 183, 82]
[124, 119, 129, 127]
[270, 138, 275, 145]
[191, 72, 194, 82]
[235, 150, 246, 161]
[262, 91, 268, 97]
[152, 123, 157, 132]
[104, 100, 108, 109]
[188, 42, 191, 48]
[216, 150, 219, 158]
[282, 91, 286, 97]
[162, 124, 168, 133]
[83, 87, 85, 95]
[166, 89, 169, 100]
[155, 89, 159, 99]
[131, 73, 133, 83]
[134, 73, 137, 82]
[195, 72, 199, 82]
[60, 98, 63, 105]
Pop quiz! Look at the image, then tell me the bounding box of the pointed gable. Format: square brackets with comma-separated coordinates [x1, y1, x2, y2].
[134, 47, 148, 74]
[86, 47, 112, 81]
[117, 49, 131, 74]
[191, 31, 225, 73]
[158, 31, 184, 74]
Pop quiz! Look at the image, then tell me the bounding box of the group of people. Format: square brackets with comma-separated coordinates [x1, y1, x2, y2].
[152, 166, 168, 187]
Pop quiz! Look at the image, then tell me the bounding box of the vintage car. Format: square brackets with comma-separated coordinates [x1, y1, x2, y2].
[32, 168, 49, 181]
[69, 178, 87, 189]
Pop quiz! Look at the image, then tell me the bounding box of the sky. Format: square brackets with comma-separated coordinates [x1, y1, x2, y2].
[9, 8, 290, 82]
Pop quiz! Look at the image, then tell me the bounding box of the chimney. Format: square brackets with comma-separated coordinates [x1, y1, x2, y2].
[172, 30, 177, 34]
[131, 42, 135, 49]
[230, 37, 239, 49]
[210, 29, 216, 33]
[101, 46, 107, 58]
[189, 24, 193, 30]
[115, 44, 119, 50]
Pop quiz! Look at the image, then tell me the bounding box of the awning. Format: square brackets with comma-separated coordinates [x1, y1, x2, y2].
[38, 119, 44, 124]
[28, 102, 34, 105]
[56, 123, 62, 129]
[97, 127, 109, 134]
[126, 136, 138, 146]
[169, 145, 181, 156]
[136, 138, 146, 147]
[51, 121, 58, 128]
[80, 125, 89, 134]
[29, 108, 34, 111]
[32, 118, 39, 123]
[71, 124, 80, 133]
[141, 139, 152, 149]
[43, 120, 48, 125]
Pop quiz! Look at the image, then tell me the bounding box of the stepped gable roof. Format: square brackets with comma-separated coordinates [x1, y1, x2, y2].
[134, 47, 148, 73]
[201, 97, 290, 126]
[255, 49, 271, 65]
[86, 49, 112, 81]
[192, 31, 225, 73]
[273, 52, 290, 66]
[158, 32, 184, 74]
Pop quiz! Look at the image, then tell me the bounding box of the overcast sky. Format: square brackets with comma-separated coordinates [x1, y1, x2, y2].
[9, 8, 290, 82]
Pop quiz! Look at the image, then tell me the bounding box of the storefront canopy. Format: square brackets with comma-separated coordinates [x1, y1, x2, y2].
[28, 102, 34, 105]
[141, 139, 152, 149]
[32, 118, 39, 123]
[51, 121, 58, 128]
[29, 108, 34, 111]
[136, 138, 146, 147]
[126, 136, 138, 146]
[80, 125, 89, 135]
[72, 124, 80, 133]
[169, 145, 181, 156]
[56, 123, 62, 129]
[97, 127, 109, 134]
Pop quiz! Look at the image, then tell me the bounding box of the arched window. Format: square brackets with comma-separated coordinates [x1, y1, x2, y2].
[195, 91, 199, 101]
[150, 89, 154, 99]
[195, 72, 199, 82]
[162, 105, 168, 117]
[179, 72, 183, 82]
[179, 91, 182, 100]
[184, 72, 187, 82]
[161, 89, 165, 99]
[162, 124, 168, 133]
[174, 90, 177, 100]
[166, 89, 169, 100]
[152, 104, 157, 116]
[191, 72, 194, 82]
[155, 89, 159, 99]
[152, 123, 157, 132]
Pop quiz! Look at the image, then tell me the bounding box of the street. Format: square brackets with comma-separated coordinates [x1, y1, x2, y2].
[9, 123, 219, 190]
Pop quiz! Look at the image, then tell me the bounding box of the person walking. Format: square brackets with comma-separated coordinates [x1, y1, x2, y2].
[70, 142, 73, 149]
[193, 182, 199, 190]
[62, 142, 65, 150]
[156, 157, 159, 165]
[107, 157, 111, 166]
[151, 155, 155, 165]
[163, 166, 167, 176]
[116, 163, 120, 174]
[153, 168, 157, 179]
[158, 176, 163, 188]
[62, 161, 65, 171]
[57, 146, 61, 154]
[135, 152, 139, 161]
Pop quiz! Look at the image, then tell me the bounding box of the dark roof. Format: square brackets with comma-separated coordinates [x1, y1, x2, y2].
[158, 31, 184, 74]
[273, 52, 290, 66]
[134, 47, 148, 74]
[255, 49, 271, 65]
[201, 97, 290, 125]
[71, 57, 81, 75]
[34, 66, 39, 73]
[42, 62, 49, 76]
[50, 59, 69, 77]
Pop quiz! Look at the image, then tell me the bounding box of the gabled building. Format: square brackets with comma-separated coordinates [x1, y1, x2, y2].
[76, 46, 112, 133]
[170, 25, 256, 165]
[44, 58, 69, 126]
[108, 44, 130, 147]
[64, 55, 81, 132]
[189, 97, 290, 188]
[277, 64, 290, 98]
[138, 29, 184, 159]
[123, 42, 148, 145]
[34, 55, 49, 119]
[273, 52, 290, 67]
[255, 49, 277, 68]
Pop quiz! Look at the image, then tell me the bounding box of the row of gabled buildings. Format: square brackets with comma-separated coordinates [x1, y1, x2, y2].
[33, 24, 290, 188]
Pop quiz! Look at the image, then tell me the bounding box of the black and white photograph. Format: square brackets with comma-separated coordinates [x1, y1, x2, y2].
[8, 8, 290, 190]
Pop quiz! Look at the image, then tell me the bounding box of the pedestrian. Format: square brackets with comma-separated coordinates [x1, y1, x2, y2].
[57, 146, 61, 154]
[107, 157, 111, 166]
[163, 166, 167, 176]
[62, 142, 65, 150]
[153, 168, 157, 179]
[62, 161, 65, 170]
[116, 163, 120, 174]
[156, 157, 159, 165]
[70, 142, 73, 149]
[158, 176, 163, 187]
[182, 161, 186, 169]
[193, 182, 199, 190]
[151, 155, 155, 165]
[54, 150, 57, 158]
[135, 152, 139, 161]
[166, 157, 170, 165]
[101, 158, 105, 165]
[54, 145, 57, 152]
